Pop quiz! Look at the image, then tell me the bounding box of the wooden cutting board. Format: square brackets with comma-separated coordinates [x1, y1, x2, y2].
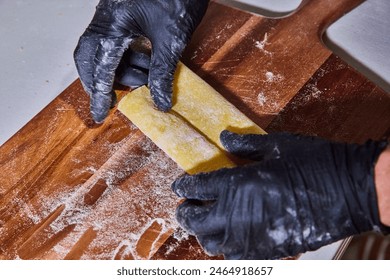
[1, 0, 389, 260]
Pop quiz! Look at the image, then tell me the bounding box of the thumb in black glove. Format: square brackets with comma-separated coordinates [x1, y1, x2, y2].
[172, 131, 389, 259]
[74, 0, 209, 123]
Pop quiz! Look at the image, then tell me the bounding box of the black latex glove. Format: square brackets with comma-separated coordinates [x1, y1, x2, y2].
[172, 131, 389, 259]
[74, 0, 209, 123]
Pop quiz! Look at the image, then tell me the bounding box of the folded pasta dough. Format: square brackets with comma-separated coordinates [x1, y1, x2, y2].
[118, 62, 265, 174]
[172, 63, 266, 150]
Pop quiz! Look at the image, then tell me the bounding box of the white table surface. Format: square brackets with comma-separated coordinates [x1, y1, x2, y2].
[0, 0, 389, 260]
[0, 0, 99, 145]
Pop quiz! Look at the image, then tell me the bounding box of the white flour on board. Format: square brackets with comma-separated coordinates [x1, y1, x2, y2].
[12, 134, 185, 260]
[255, 33, 272, 56]
[265, 71, 284, 83]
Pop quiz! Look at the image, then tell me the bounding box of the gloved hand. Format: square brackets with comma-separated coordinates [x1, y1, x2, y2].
[172, 131, 389, 259]
[74, 0, 209, 123]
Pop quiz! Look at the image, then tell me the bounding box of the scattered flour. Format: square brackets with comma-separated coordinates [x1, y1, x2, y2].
[255, 33, 272, 56]
[257, 91, 267, 106]
[306, 84, 323, 99]
[265, 71, 284, 83]
[255, 90, 282, 115]
[8, 135, 185, 260]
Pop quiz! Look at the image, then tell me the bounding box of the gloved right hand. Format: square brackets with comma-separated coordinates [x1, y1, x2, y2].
[74, 0, 209, 123]
[172, 131, 389, 259]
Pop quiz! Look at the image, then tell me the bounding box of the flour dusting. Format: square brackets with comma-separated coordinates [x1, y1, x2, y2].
[265, 71, 284, 83]
[257, 92, 267, 106]
[255, 33, 272, 56]
[256, 90, 281, 115]
[10, 134, 184, 260]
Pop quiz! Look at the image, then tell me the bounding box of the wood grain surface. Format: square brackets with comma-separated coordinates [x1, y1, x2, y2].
[1, 0, 389, 260]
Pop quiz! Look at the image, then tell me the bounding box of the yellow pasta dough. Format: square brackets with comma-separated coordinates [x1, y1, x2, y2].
[118, 62, 266, 174]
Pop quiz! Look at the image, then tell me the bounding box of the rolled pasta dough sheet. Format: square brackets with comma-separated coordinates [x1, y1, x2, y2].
[118, 62, 265, 174]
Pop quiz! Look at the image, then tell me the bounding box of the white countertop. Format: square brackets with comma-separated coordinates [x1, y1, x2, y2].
[0, 0, 99, 145]
[0, 0, 389, 260]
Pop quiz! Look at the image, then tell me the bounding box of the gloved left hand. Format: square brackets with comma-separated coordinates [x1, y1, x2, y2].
[74, 0, 209, 123]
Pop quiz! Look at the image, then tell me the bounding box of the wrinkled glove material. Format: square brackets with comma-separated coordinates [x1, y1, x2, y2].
[172, 132, 389, 259]
[74, 0, 209, 123]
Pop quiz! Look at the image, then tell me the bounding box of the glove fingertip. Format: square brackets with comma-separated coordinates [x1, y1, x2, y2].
[220, 130, 240, 149]
[220, 130, 249, 153]
[220, 130, 273, 161]
[91, 110, 109, 124]
[172, 172, 224, 200]
[148, 45, 178, 112]
[90, 91, 115, 123]
[175, 200, 199, 235]
[150, 85, 173, 112]
[197, 235, 224, 257]
[171, 176, 188, 197]
[155, 97, 172, 112]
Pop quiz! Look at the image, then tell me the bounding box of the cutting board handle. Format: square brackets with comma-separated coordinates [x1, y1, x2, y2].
[295, 0, 365, 37]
